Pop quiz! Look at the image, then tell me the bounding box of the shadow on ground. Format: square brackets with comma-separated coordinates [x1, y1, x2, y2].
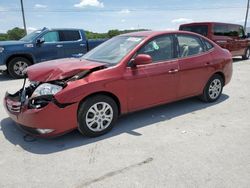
[0, 94, 229, 155]
[233, 57, 245, 63]
[0, 72, 14, 81]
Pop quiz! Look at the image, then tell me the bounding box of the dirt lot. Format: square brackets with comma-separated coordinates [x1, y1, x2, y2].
[0, 59, 249, 188]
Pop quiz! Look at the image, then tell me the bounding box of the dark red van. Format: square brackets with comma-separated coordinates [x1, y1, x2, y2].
[179, 22, 250, 59]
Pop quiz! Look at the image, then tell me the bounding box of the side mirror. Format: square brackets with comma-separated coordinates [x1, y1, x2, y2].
[36, 38, 45, 45]
[130, 54, 152, 67]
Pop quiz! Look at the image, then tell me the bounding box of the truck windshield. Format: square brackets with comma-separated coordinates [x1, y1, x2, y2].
[180, 25, 208, 37]
[20, 30, 42, 42]
[82, 36, 145, 65]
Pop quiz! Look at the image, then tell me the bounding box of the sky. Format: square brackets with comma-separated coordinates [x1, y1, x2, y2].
[0, 0, 248, 33]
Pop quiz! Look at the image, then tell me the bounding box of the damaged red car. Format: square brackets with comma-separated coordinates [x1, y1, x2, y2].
[4, 31, 233, 137]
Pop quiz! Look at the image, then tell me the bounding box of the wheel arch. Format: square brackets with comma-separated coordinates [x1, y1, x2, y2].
[78, 91, 121, 116]
[213, 71, 225, 86]
[6, 54, 34, 67]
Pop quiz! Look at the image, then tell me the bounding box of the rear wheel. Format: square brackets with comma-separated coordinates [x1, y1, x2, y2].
[242, 47, 250, 60]
[8, 57, 31, 79]
[77, 95, 118, 137]
[200, 74, 224, 103]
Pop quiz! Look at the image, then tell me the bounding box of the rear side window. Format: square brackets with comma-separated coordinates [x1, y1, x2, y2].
[177, 35, 204, 57]
[59, 30, 81, 41]
[213, 24, 242, 37]
[202, 38, 214, 51]
[179, 25, 208, 37]
[137, 35, 174, 62]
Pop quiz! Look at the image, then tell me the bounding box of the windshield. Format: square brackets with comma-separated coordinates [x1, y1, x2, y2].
[82, 36, 145, 65]
[20, 30, 42, 42]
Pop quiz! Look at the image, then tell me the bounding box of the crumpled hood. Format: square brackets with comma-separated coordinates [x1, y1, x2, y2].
[26, 58, 106, 82]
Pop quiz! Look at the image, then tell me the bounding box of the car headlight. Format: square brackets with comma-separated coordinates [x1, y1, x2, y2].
[0, 47, 4, 53]
[31, 83, 62, 98]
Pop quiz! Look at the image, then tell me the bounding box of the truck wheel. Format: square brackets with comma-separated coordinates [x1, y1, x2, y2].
[200, 74, 224, 103]
[242, 47, 250, 60]
[77, 95, 118, 137]
[8, 57, 31, 79]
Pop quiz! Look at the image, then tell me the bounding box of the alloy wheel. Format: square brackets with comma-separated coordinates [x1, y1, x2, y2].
[85, 102, 113, 132]
[208, 79, 222, 99]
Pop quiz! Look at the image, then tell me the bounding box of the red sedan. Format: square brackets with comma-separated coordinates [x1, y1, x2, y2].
[4, 31, 233, 137]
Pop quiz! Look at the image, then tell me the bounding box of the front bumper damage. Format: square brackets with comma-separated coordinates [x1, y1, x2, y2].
[4, 80, 79, 137]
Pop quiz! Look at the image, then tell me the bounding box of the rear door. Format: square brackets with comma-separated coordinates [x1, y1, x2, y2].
[58, 30, 87, 58]
[234, 25, 248, 56]
[124, 35, 180, 111]
[176, 34, 213, 98]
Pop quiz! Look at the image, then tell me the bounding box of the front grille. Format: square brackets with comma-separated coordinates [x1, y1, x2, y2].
[6, 99, 21, 113]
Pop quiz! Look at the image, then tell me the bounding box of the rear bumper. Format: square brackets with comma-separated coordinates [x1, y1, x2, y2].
[4, 92, 78, 137]
[224, 59, 233, 86]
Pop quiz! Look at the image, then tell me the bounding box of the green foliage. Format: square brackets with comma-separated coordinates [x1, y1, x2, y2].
[7, 27, 25, 40]
[0, 33, 8, 41]
[86, 29, 149, 39]
[0, 27, 25, 41]
[0, 27, 149, 41]
[108, 29, 120, 38]
[85, 31, 108, 39]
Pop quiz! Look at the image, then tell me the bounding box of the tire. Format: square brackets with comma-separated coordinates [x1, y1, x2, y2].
[242, 47, 250, 60]
[200, 74, 224, 103]
[77, 95, 118, 137]
[8, 57, 31, 79]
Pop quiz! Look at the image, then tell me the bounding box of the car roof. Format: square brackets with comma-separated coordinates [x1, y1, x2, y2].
[180, 22, 242, 27]
[120, 30, 198, 38]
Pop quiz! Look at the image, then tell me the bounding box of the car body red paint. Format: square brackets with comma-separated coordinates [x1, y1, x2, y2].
[4, 31, 233, 137]
[26, 58, 106, 82]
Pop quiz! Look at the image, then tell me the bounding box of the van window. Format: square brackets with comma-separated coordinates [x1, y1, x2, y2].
[239, 26, 245, 38]
[177, 35, 204, 57]
[179, 25, 208, 36]
[59, 30, 81, 41]
[214, 24, 242, 37]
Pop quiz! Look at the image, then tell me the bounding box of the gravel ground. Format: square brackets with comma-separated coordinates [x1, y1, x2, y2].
[0, 59, 249, 188]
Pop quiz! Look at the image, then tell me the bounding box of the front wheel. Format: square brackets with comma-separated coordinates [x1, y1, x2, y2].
[77, 95, 118, 137]
[8, 57, 31, 79]
[242, 47, 250, 60]
[200, 74, 224, 103]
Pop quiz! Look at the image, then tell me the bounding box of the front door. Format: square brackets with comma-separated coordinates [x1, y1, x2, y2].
[34, 30, 65, 62]
[124, 35, 180, 112]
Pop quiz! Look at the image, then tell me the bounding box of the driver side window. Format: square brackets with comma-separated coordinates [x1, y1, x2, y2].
[137, 35, 174, 62]
[43, 31, 59, 43]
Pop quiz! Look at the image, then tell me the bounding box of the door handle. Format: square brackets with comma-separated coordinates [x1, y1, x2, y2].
[205, 62, 211, 66]
[56, 44, 63, 48]
[168, 69, 179, 74]
[80, 44, 86, 47]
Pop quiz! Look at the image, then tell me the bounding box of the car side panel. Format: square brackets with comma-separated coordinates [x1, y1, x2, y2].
[177, 52, 214, 98]
[123, 60, 179, 112]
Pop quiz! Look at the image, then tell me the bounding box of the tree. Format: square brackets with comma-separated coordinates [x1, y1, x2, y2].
[108, 29, 120, 38]
[7, 27, 25, 40]
[0, 33, 8, 41]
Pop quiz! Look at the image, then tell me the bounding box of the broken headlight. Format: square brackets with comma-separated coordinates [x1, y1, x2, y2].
[31, 83, 62, 98]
